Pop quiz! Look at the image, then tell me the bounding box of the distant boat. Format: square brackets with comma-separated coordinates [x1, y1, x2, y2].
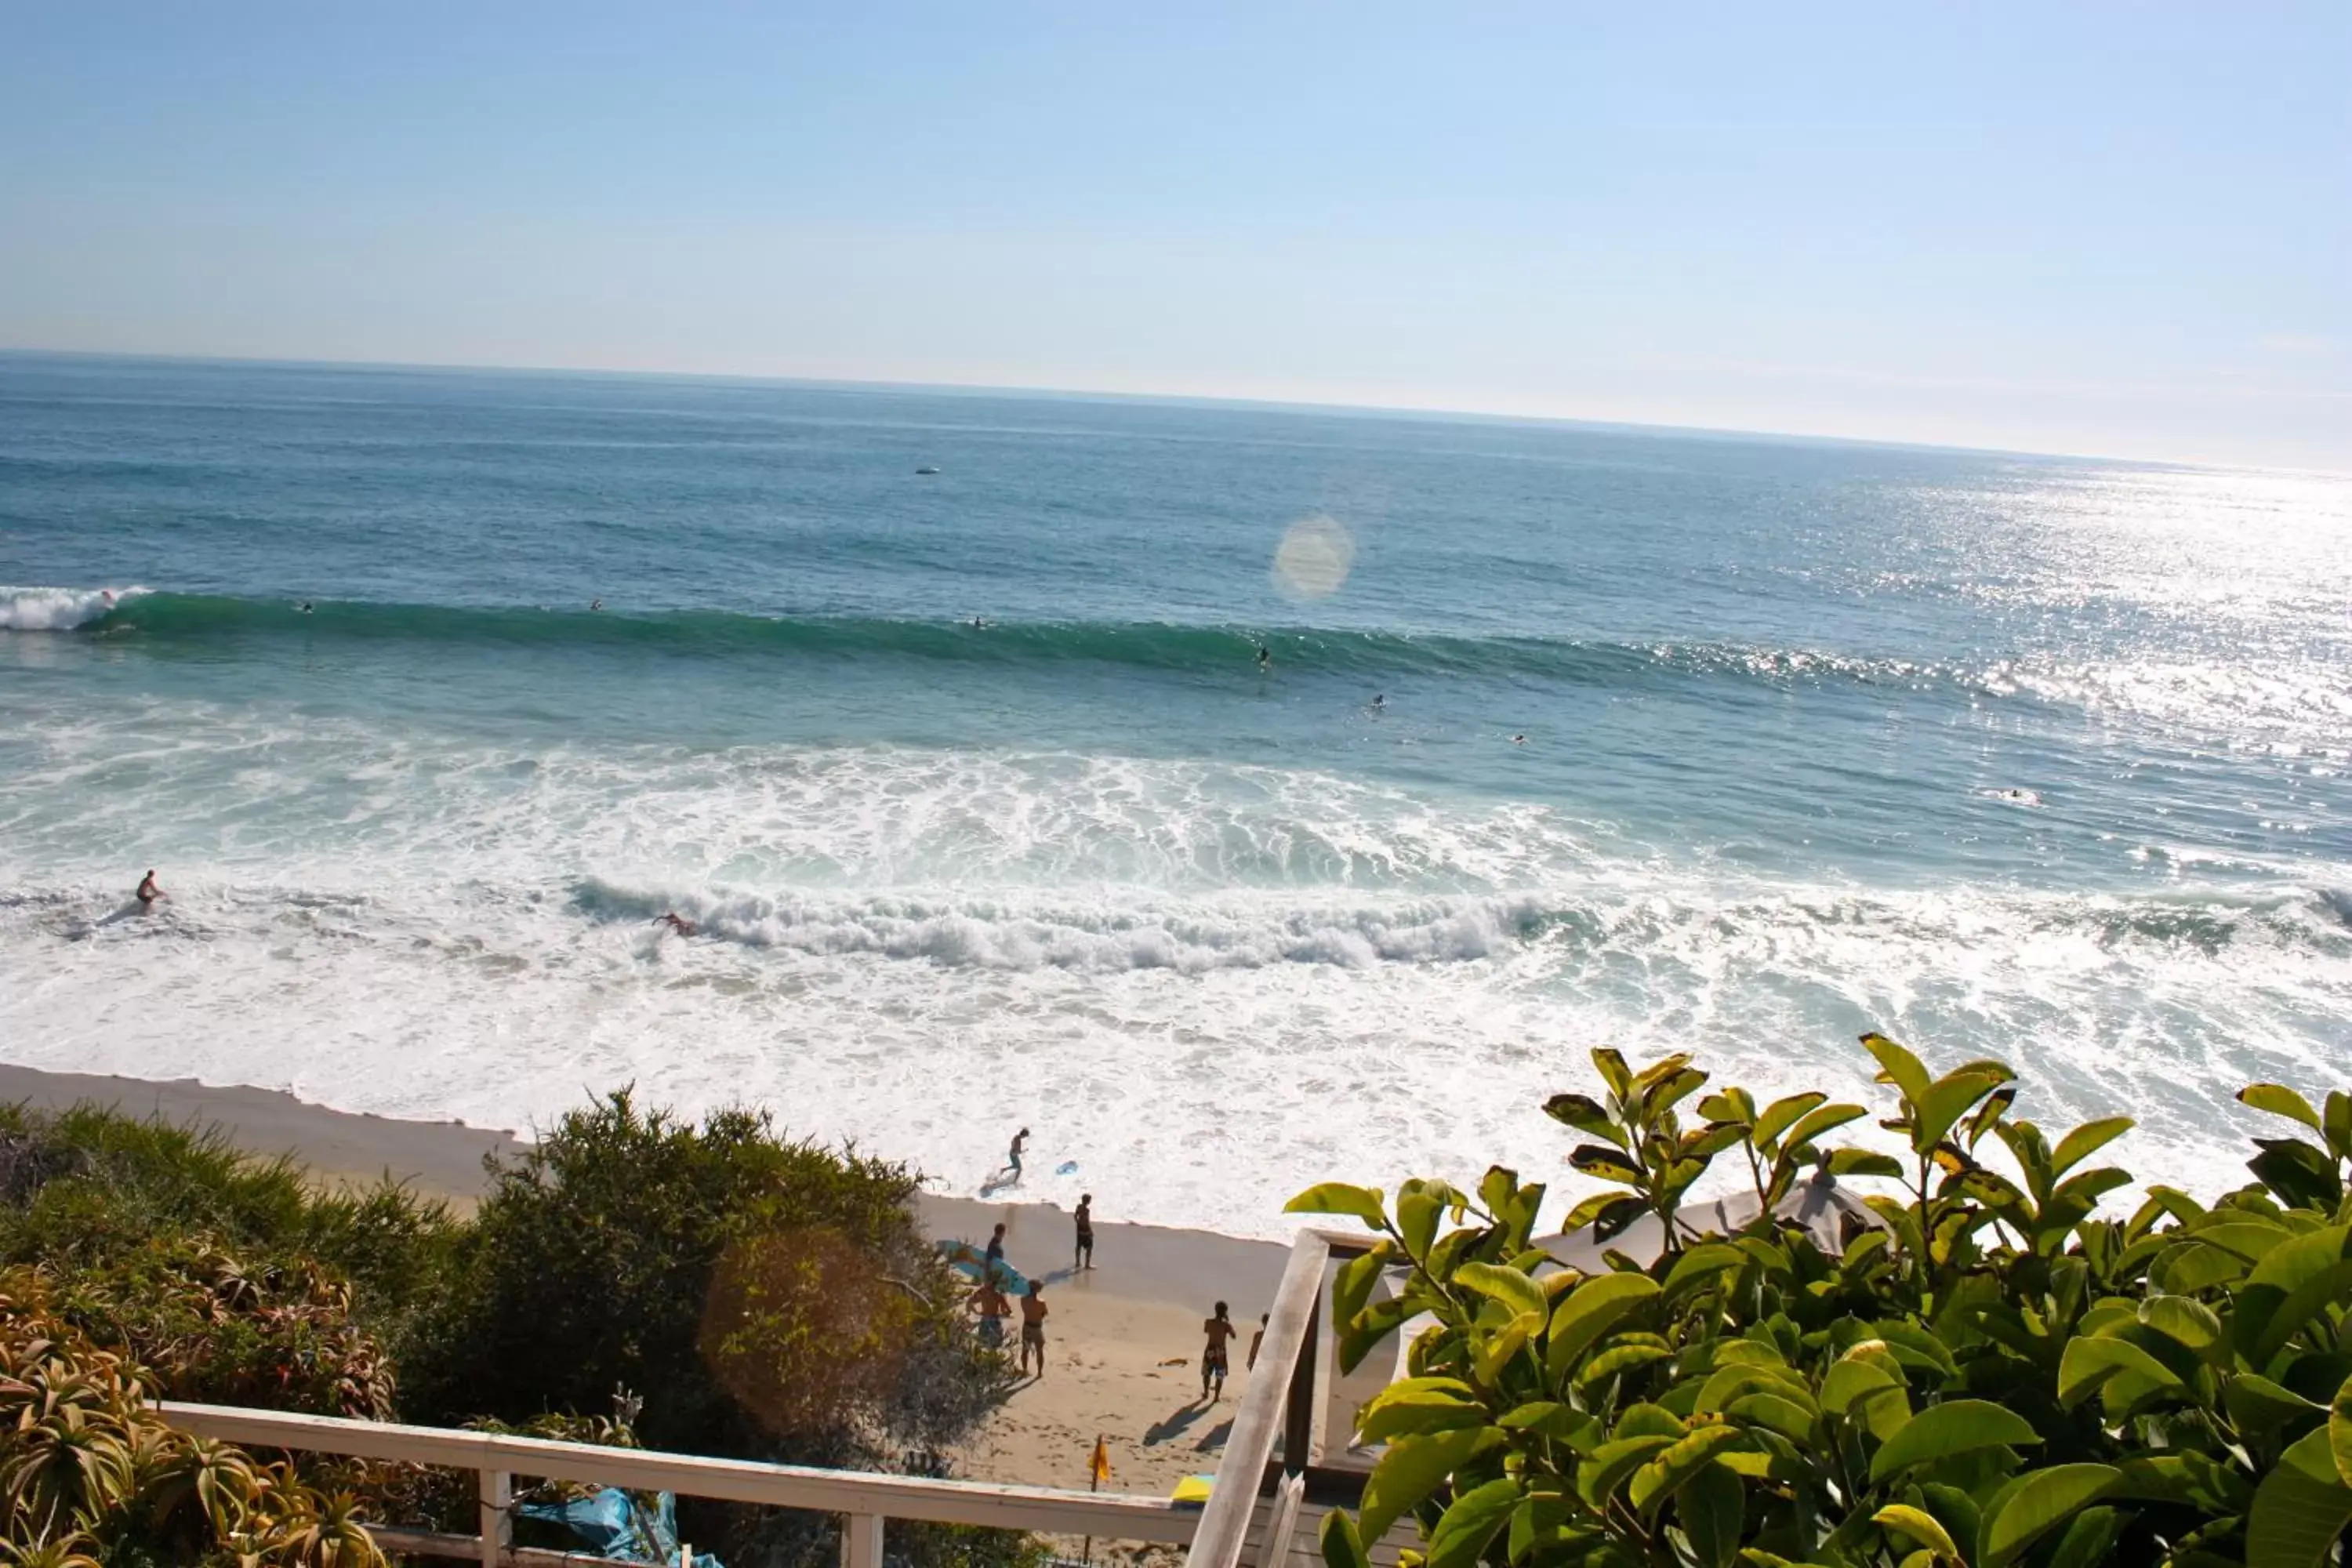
[915, 465, 940, 475]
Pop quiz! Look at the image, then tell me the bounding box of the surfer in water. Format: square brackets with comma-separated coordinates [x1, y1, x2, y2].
[1370, 693, 1386, 713]
[135, 870, 165, 911]
[590, 598, 604, 612]
[652, 912, 697, 937]
[297, 601, 314, 614]
[1256, 645, 1271, 674]
[1512, 733, 1527, 745]
[1007, 1127, 1029, 1184]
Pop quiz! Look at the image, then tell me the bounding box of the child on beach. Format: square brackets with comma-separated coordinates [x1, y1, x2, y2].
[1201, 1301, 1239, 1401]
[1018, 1281, 1048, 1377]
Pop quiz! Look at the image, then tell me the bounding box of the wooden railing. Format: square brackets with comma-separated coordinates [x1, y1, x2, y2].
[162, 1402, 1203, 1568]
[1182, 1228, 1375, 1568]
[157, 1225, 1379, 1568]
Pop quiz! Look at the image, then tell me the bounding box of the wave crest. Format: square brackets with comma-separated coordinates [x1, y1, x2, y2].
[0, 586, 148, 631]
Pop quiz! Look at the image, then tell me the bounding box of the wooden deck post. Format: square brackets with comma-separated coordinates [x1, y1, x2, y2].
[841, 1512, 884, 1568]
[478, 1468, 510, 1568]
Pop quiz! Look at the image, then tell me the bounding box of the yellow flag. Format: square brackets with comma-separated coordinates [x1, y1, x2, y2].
[1090, 1435, 1112, 1486]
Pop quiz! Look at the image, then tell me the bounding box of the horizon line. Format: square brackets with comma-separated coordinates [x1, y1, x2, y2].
[2, 344, 2334, 479]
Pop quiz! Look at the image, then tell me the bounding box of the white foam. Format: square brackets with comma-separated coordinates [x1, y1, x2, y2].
[2, 706, 2347, 1241]
[0, 586, 146, 631]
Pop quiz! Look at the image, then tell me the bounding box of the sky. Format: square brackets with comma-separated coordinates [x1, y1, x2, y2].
[2, 3, 2346, 469]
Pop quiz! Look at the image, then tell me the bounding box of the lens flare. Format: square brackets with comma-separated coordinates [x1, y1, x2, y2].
[1270, 514, 1355, 601]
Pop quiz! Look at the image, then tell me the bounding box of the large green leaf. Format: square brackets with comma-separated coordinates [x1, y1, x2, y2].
[1628, 1425, 1747, 1516]
[2227, 1374, 2328, 1443]
[1912, 1069, 2014, 1156]
[1664, 1243, 1749, 1298]
[1544, 1272, 1660, 1381]
[2234, 1226, 2352, 1368]
[1979, 1464, 2120, 1566]
[1862, 1033, 1932, 1105]
[1332, 1242, 1395, 1329]
[2042, 1507, 2123, 1568]
[2247, 1427, 2352, 1568]
[2140, 1294, 2225, 1355]
[1543, 1093, 1625, 1146]
[1454, 1261, 1548, 1321]
[2049, 1116, 2134, 1178]
[1872, 1504, 1959, 1561]
[2056, 1336, 2182, 1411]
[1426, 1476, 1523, 1568]
[2241, 1083, 2324, 1132]
[2331, 1371, 2352, 1490]
[1778, 1102, 1868, 1154]
[1750, 1092, 1828, 1152]
[1867, 1399, 2042, 1483]
[1287, 1182, 1387, 1226]
[1680, 1461, 1744, 1568]
[1359, 1427, 1497, 1543]
[1356, 1381, 1487, 1445]
[1577, 1434, 1676, 1509]
[1319, 1508, 1369, 1568]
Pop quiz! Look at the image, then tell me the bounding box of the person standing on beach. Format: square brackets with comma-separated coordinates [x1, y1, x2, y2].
[1201, 1301, 1239, 1401]
[1018, 1281, 1048, 1377]
[984, 1222, 1007, 1281]
[1247, 1312, 1268, 1370]
[1074, 1194, 1094, 1271]
[135, 870, 165, 911]
[967, 1278, 1010, 1349]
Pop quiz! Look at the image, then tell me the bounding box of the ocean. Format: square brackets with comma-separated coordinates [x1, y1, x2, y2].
[2, 352, 2347, 1237]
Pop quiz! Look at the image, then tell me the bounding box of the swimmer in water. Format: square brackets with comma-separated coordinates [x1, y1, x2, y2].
[135, 870, 165, 910]
[652, 912, 697, 936]
[1257, 645, 1271, 673]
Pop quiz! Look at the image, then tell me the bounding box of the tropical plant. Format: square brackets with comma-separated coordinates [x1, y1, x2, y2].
[1293, 1034, 2352, 1568]
[0, 1265, 387, 1566]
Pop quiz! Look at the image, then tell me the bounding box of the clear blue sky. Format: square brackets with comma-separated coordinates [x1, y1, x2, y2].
[3, 3, 2345, 468]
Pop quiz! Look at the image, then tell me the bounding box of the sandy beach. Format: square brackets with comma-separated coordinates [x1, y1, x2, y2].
[0, 1065, 1314, 1497]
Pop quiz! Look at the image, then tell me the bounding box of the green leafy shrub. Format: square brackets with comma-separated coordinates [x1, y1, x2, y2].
[401, 1091, 1018, 1566]
[0, 1103, 461, 1380]
[1294, 1035, 2352, 1568]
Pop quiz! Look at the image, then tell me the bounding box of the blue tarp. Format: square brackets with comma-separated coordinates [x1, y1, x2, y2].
[516, 1486, 724, 1568]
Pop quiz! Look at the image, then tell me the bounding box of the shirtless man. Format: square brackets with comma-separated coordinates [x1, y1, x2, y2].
[1201, 1301, 1240, 1401]
[1018, 1282, 1049, 1377]
[135, 870, 165, 911]
[967, 1279, 1011, 1349]
[1073, 1194, 1094, 1272]
[652, 912, 697, 936]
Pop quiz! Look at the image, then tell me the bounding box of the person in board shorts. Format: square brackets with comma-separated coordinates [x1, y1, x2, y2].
[1201, 1301, 1240, 1401]
[1074, 1194, 1094, 1271]
[1018, 1281, 1048, 1377]
[967, 1278, 1011, 1349]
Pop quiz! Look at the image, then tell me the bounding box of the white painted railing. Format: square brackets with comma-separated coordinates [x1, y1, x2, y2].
[157, 1225, 1377, 1568]
[161, 1402, 1203, 1568]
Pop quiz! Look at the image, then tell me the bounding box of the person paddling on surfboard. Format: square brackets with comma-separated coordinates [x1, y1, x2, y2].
[135, 870, 165, 911]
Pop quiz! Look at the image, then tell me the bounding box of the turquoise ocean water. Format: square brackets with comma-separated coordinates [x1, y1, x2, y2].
[2, 353, 2347, 1234]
